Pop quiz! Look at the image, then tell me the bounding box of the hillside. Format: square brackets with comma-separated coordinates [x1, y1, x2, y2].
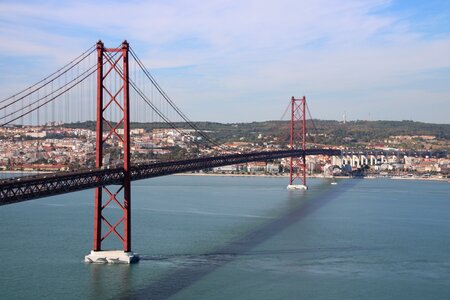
[64, 120, 450, 150]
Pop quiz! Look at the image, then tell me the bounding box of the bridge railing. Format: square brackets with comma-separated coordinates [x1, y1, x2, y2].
[0, 148, 341, 205]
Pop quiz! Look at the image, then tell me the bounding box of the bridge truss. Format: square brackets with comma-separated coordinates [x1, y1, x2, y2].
[0, 148, 340, 206]
[0, 40, 341, 261]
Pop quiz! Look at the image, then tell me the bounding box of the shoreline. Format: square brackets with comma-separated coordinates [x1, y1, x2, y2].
[1, 170, 447, 182]
[174, 173, 449, 182]
[0, 170, 51, 174]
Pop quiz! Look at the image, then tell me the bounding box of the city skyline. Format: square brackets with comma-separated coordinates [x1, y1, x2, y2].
[0, 0, 449, 124]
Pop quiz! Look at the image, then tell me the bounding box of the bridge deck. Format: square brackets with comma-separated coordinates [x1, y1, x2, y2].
[0, 149, 340, 205]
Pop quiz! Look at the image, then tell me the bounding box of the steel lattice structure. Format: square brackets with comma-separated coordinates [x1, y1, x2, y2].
[0, 41, 343, 256]
[0, 149, 341, 206]
[289, 96, 307, 186]
[94, 41, 132, 252]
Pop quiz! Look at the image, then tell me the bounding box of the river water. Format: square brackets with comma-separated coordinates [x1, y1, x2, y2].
[0, 176, 449, 299]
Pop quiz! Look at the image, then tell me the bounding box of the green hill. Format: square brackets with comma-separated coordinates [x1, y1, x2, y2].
[64, 120, 450, 150]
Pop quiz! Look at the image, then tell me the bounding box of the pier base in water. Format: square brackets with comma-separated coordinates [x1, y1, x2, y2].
[84, 250, 139, 264]
[287, 184, 308, 190]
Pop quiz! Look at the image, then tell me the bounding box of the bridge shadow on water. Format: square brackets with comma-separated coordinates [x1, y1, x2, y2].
[120, 179, 361, 300]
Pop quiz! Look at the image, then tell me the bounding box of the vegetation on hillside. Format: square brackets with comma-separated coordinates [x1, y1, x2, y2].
[64, 120, 450, 150]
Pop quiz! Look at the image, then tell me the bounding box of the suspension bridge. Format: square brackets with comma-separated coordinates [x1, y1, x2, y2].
[0, 41, 340, 263]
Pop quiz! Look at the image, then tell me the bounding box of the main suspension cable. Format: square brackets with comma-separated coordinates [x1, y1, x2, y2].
[0, 62, 98, 122]
[103, 51, 210, 151]
[306, 102, 320, 144]
[0, 48, 122, 126]
[0, 44, 96, 106]
[129, 47, 229, 150]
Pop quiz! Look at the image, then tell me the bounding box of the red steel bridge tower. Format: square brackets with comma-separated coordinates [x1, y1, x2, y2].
[0, 41, 345, 264]
[85, 41, 138, 263]
[287, 96, 308, 190]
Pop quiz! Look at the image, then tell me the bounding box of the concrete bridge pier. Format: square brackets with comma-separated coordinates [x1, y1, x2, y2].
[352, 155, 360, 168]
[360, 155, 368, 166]
[332, 155, 343, 167]
[85, 250, 139, 264]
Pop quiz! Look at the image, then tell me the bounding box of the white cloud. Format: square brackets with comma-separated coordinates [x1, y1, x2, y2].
[0, 0, 449, 123]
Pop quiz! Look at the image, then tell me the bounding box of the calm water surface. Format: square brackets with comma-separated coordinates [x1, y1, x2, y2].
[0, 176, 449, 299]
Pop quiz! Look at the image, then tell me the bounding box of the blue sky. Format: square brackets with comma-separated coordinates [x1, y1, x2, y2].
[0, 0, 449, 123]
